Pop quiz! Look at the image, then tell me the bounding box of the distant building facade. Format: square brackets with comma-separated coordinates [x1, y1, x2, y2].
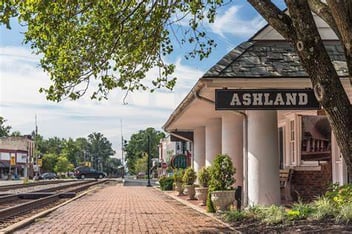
[0, 136, 34, 179]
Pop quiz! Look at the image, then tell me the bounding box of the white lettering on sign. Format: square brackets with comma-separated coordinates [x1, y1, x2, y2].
[229, 92, 310, 106]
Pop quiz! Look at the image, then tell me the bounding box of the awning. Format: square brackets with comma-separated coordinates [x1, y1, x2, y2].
[0, 161, 10, 168]
[170, 131, 193, 142]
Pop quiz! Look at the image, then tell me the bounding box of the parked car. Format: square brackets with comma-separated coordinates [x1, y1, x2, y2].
[39, 172, 57, 180]
[74, 166, 106, 179]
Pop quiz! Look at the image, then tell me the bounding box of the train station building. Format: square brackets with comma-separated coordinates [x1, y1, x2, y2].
[162, 13, 352, 206]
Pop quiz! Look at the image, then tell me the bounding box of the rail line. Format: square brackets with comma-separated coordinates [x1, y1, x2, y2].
[0, 179, 109, 228]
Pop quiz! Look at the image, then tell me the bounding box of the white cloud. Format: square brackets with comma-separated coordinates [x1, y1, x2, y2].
[209, 5, 266, 38]
[0, 46, 203, 154]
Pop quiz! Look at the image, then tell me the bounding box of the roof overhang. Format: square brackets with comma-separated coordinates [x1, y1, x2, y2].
[163, 77, 316, 133]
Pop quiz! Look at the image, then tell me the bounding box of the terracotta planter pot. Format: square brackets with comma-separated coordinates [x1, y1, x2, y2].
[195, 187, 208, 206]
[210, 190, 236, 212]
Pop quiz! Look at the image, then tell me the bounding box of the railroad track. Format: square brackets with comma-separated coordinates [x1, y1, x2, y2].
[0, 179, 110, 228]
[0, 180, 91, 207]
[0, 179, 72, 192]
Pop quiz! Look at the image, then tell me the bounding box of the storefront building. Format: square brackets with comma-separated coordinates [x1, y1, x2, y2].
[163, 14, 352, 206]
[0, 136, 34, 179]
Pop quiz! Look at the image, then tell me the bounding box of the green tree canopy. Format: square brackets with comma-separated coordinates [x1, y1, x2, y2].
[88, 132, 115, 170]
[54, 155, 74, 174]
[0, 116, 12, 137]
[0, 1, 224, 101]
[125, 127, 165, 175]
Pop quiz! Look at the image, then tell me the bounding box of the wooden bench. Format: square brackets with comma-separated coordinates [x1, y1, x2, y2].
[280, 169, 293, 201]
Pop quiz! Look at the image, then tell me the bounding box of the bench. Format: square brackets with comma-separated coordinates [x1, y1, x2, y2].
[280, 169, 293, 201]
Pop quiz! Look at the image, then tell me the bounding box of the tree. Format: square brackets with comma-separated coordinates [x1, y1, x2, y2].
[124, 127, 165, 175]
[0, 1, 222, 101]
[87, 132, 115, 171]
[42, 153, 58, 172]
[54, 155, 74, 175]
[61, 138, 80, 167]
[1, 1, 351, 174]
[0, 116, 11, 137]
[247, 0, 352, 176]
[135, 153, 148, 175]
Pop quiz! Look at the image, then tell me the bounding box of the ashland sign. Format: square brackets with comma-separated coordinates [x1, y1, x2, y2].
[215, 89, 320, 110]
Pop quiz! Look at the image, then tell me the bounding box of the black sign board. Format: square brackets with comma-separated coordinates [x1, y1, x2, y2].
[215, 89, 320, 110]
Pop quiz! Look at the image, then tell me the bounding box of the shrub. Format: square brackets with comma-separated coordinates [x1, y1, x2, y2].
[336, 202, 352, 223]
[326, 183, 352, 208]
[198, 167, 210, 187]
[173, 168, 184, 183]
[206, 191, 216, 213]
[258, 205, 287, 225]
[223, 210, 247, 222]
[311, 196, 337, 220]
[208, 154, 236, 191]
[288, 200, 314, 220]
[159, 176, 174, 191]
[206, 154, 235, 213]
[183, 167, 197, 185]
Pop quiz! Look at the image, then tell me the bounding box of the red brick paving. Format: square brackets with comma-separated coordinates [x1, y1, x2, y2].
[14, 183, 235, 233]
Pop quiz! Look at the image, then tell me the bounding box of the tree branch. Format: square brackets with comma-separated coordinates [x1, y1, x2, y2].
[308, 0, 341, 38]
[247, 0, 296, 41]
[327, 0, 352, 85]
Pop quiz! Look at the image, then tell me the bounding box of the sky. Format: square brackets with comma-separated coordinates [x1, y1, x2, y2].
[0, 1, 283, 157]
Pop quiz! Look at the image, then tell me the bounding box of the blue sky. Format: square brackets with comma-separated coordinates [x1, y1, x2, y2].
[0, 1, 284, 156]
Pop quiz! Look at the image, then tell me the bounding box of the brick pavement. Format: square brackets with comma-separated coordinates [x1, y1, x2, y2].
[14, 183, 236, 234]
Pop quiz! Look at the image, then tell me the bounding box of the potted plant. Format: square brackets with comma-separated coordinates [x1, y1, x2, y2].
[208, 154, 236, 212]
[173, 168, 185, 196]
[183, 167, 197, 200]
[195, 166, 210, 205]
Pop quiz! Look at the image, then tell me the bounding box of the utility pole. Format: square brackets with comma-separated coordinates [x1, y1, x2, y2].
[121, 119, 124, 179]
[34, 115, 39, 179]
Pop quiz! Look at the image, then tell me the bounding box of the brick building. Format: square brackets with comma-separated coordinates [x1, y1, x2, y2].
[0, 136, 34, 179]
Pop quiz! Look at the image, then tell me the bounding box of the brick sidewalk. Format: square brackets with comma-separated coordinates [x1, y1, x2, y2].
[14, 183, 235, 233]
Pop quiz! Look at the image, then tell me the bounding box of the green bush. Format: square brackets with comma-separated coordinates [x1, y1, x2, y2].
[183, 167, 197, 185]
[336, 202, 352, 223]
[326, 183, 352, 208]
[208, 154, 235, 191]
[223, 210, 247, 222]
[173, 168, 184, 183]
[311, 196, 337, 220]
[287, 201, 313, 220]
[198, 166, 210, 187]
[159, 176, 174, 191]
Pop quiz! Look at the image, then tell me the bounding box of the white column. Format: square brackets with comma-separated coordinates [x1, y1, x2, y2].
[222, 113, 243, 188]
[247, 110, 280, 205]
[193, 126, 205, 172]
[205, 118, 222, 167]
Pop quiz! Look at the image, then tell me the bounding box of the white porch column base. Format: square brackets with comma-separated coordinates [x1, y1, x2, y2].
[193, 126, 206, 173]
[205, 118, 222, 167]
[247, 110, 280, 205]
[222, 112, 243, 188]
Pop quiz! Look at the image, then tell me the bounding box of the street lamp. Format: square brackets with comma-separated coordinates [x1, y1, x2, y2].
[146, 135, 152, 187]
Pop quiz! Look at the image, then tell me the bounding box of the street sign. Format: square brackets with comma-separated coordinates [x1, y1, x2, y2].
[170, 154, 187, 169]
[37, 159, 42, 167]
[10, 155, 16, 166]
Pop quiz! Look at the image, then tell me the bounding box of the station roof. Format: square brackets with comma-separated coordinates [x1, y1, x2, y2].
[202, 41, 347, 79]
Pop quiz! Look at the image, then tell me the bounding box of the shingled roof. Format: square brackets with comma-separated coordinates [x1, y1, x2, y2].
[202, 41, 347, 78]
